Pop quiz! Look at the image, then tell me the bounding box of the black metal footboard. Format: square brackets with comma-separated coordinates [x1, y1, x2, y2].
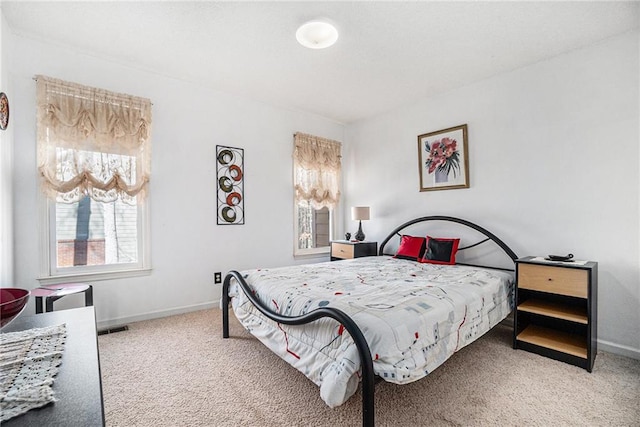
[222, 270, 375, 427]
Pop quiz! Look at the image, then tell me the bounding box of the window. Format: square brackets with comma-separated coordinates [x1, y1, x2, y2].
[55, 196, 139, 265]
[293, 132, 341, 256]
[36, 76, 152, 281]
[296, 201, 331, 251]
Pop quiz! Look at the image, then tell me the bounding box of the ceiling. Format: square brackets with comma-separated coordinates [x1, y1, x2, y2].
[2, 1, 638, 124]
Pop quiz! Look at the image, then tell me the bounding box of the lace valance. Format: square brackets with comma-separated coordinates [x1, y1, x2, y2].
[36, 75, 152, 203]
[293, 132, 342, 209]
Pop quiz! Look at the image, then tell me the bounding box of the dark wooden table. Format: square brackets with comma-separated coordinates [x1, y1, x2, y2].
[2, 306, 105, 426]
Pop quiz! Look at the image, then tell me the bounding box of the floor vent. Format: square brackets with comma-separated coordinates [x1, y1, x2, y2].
[98, 325, 129, 335]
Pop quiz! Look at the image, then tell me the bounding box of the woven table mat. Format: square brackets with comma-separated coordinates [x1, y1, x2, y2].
[0, 323, 66, 422]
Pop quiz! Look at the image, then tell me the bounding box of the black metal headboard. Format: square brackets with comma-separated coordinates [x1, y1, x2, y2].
[378, 215, 518, 271]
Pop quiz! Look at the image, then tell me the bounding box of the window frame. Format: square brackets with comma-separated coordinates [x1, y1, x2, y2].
[291, 132, 342, 259]
[38, 194, 151, 284]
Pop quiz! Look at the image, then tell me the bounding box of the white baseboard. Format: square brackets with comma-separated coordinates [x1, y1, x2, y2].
[598, 338, 640, 360]
[96, 300, 219, 331]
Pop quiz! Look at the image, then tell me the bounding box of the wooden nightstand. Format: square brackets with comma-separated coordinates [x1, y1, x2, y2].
[513, 256, 598, 372]
[330, 241, 377, 261]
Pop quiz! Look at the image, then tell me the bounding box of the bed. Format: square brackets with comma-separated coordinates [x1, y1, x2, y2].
[222, 216, 518, 426]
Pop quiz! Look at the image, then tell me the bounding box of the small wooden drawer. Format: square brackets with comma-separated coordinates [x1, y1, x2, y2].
[331, 243, 355, 259]
[518, 263, 588, 298]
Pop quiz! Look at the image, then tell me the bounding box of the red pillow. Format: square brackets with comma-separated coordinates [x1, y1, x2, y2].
[394, 235, 426, 261]
[420, 236, 460, 265]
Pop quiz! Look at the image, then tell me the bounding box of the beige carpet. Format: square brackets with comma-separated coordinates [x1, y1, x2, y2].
[98, 309, 640, 426]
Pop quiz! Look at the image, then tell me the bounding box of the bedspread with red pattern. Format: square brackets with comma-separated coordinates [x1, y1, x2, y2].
[229, 256, 513, 407]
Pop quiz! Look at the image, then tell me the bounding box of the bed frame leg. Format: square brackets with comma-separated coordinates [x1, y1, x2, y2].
[362, 384, 374, 426]
[222, 273, 230, 338]
[355, 328, 375, 427]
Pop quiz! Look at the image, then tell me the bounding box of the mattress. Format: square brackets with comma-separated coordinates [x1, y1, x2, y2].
[228, 256, 514, 407]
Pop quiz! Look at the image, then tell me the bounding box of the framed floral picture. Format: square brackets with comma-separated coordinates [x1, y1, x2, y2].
[417, 124, 469, 191]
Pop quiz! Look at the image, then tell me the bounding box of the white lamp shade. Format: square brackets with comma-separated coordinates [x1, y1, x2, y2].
[351, 206, 370, 221]
[296, 21, 339, 49]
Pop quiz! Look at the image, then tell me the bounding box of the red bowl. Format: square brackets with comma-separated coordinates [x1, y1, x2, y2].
[0, 288, 30, 328]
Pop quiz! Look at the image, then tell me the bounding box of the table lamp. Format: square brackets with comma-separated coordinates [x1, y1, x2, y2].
[351, 206, 370, 241]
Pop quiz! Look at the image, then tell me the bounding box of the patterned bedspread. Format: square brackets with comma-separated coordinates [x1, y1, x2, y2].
[229, 256, 514, 407]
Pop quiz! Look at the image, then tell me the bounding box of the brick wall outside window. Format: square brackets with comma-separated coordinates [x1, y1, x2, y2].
[57, 239, 105, 267]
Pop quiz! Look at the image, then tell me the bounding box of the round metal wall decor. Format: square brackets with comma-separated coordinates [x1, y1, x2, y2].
[0, 92, 8, 131]
[216, 145, 245, 225]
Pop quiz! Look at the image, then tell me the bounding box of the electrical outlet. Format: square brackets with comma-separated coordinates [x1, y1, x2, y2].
[214, 272, 222, 284]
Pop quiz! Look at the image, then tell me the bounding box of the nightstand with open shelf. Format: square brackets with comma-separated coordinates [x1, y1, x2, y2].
[513, 256, 598, 372]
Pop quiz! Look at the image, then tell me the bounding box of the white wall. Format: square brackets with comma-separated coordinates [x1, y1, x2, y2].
[344, 31, 640, 358]
[9, 34, 344, 328]
[0, 8, 14, 286]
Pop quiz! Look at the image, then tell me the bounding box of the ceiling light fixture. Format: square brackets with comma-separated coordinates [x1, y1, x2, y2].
[296, 20, 338, 49]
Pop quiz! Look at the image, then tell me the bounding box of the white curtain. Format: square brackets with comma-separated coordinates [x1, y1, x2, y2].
[293, 132, 341, 209]
[36, 75, 152, 204]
